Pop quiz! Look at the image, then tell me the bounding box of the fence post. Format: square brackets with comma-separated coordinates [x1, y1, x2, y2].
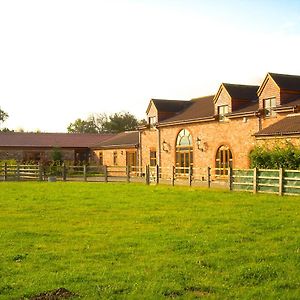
[228, 167, 233, 190]
[145, 165, 150, 185]
[156, 164, 159, 185]
[126, 165, 130, 183]
[62, 163, 67, 181]
[4, 163, 7, 181]
[16, 164, 20, 181]
[207, 167, 211, 188]
[189, 166, 192, 186]
[253, 167, 257, 194]
[104, 165, 108, 183]
[172, 165, 175, 186]
[38, 163, 43, 181]
[279, 168, 283, 196]
[83, 165, 87, 181]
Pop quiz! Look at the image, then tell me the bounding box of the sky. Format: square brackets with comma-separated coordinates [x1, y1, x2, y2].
[1, 0, 300, 132]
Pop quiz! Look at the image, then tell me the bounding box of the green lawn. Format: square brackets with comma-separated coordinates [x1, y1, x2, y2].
[0, 182, 299, 299]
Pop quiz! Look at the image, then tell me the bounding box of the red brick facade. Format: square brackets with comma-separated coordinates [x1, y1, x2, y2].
[139, 73, 300, 171]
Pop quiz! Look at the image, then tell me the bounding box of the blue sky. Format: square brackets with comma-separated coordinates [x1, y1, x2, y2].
[0, 0, 300, 132]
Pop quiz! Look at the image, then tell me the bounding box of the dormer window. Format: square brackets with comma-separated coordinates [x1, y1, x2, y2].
[149, 116, 157, 127]
[218, 105, 229, 122]
[264, 97, 276, 117]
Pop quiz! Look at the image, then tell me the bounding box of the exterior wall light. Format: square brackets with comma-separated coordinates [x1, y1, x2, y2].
[162, 140, 170, 152]
[197, 137, 208, 152]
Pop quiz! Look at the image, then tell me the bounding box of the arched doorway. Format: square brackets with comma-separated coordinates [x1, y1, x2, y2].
[175, 129, 193, 174]
[215, 145, 232, 176]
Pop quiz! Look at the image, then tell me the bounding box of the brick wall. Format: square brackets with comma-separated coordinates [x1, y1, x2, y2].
[140, 129, 158, 167]
[94, 148, 137, 166]
[158, 116, 259, 170]
[215, 86, 232, 114]
[259, 77, 280, 108]
[147, 102, 158, 121]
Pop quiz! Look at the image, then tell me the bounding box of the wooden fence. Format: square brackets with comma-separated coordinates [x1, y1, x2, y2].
[1, 163, 300, 195]
[231, 168, 300, 196]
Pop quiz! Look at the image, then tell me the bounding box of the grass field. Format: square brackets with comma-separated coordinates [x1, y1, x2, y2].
[0, 182, 299, 299]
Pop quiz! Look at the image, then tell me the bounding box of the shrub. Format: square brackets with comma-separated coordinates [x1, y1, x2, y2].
[250, 143, 300, 169]
[0, 159, 17, 165]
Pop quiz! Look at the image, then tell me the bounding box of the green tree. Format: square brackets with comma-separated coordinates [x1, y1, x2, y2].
[0, 108, 12, 132]
[67, 112, 140, 133]
[67, 118, 98, 133]
[51, 147, 63, 163]
[0, 107, 8, 124]
[102, 112, 139, 133]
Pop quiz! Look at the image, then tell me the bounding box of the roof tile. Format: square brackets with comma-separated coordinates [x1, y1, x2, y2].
[0, 132, 114, 148]
[255, 115, 300, 136]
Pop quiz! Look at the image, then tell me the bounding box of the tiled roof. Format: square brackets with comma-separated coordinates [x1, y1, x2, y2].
[255, 115, 300, 137]
[93, 131, 139, 149]
[158, 95, 215, 125]
[151, 99, 190, 112]
[228, 101, 259, 115]
[223, 83, 259, 100]
[269, 73, 300, 92]
[275, 97, 300, 109]
[0, 132, 115, 148]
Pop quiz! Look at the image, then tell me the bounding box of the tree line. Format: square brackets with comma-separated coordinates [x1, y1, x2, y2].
[0, 107, 145, 133]
[67, 112, 146, 133]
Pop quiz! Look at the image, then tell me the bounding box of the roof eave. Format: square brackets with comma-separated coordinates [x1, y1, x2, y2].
[227, 111, 258, 119]
[273, 106, 297, 112]
[92, 144, 139, 150]
[157, 116, 216, 127]
[255, 131, 300, 138]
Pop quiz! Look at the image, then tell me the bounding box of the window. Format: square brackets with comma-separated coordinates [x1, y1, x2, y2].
[150, 149, 157, 166]
[99, 152, 103, 166]
[126, 151, 137, 167]
[215, 145, 232, 176]
[113, 151, 118, 165]
[23, 151, 45, 163]
[149, 116, 157, 127]
[264, 98, 276, 117]
[75, 150, 89, 165]
[175, 129, 193, 174]
[218, 105, 229, 121]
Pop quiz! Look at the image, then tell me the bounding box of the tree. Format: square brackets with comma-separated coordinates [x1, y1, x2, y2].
[0, 108, 11, 132]
[102, 112, 139, 133]
[67, 112, 140, 133]
[67, 118, 99, 133]
[0, 107, 8, 124]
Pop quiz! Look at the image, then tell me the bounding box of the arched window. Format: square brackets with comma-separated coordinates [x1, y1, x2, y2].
[175, 129, 193, 174]
[215, 145, 233, 176]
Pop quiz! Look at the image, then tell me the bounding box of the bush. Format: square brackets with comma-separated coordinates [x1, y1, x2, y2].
[250, 143, 300, 169]
[0, 159, 17, 165]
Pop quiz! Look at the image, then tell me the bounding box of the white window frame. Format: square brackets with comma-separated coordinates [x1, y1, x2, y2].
[264, 98, 276, 117]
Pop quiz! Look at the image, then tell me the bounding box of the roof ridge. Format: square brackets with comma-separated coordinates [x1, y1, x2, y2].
[223, 83, 259, 87]
[269, 72, 300, 78]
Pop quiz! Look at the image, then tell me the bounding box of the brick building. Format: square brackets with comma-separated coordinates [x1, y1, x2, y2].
[93, 131, 139, 168]
[137, 72, 300, 175]
[2, 72, 300, 171]
[0, 132, 114, 164]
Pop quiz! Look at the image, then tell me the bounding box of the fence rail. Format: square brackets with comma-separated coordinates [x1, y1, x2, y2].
[231, 167, 300, 196]
[1, 163, 300, 195]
